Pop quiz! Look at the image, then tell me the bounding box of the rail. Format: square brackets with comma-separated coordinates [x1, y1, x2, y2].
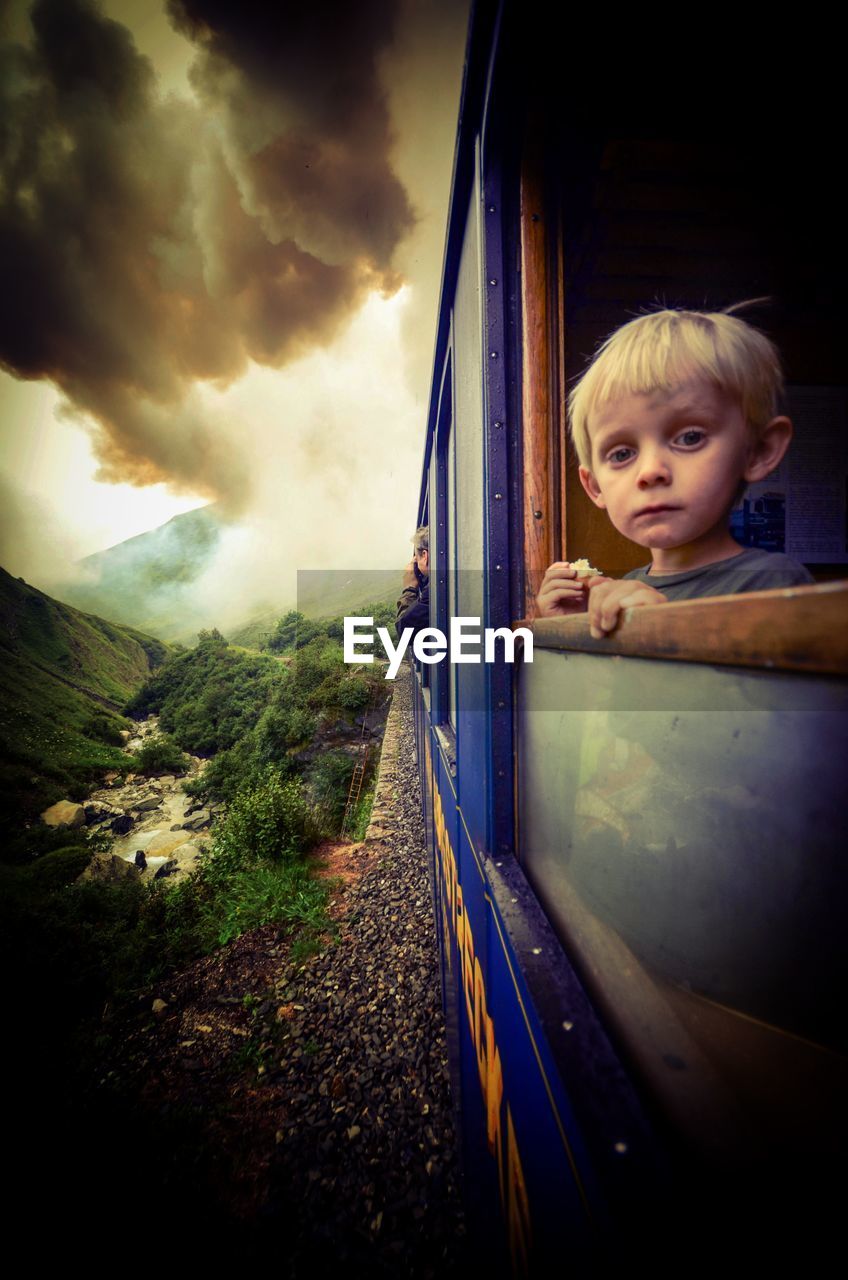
[521, 580, 848, 676]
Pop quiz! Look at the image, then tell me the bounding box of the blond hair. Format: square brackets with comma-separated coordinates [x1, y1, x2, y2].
[412, 525, 429, 555]
[568, 308, 784, 470]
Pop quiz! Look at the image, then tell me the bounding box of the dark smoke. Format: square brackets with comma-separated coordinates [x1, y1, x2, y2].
[0, 0, 413, 509]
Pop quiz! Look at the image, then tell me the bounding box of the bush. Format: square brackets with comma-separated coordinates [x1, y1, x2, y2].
[254, 702, 316, 757]
[84, 711, 128, 747]
[134, 735, 190, 776]
[337, 675, 371, 713]
[207, 768, 313, 878]
[25, 844, 94, 891]
[184, 740, 256, 805]
[266, 611, 325, 653]
[307, 749, 355, 832]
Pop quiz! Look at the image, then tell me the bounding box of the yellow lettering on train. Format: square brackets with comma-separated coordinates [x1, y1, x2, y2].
[473, 958, 487, 1090]
[507, 1106, 532, 1277]
[428, 748, 531, 1269]
[486, 1012, 504, 1160]
[462, 896, 475, 1032]
[457, 880, 464, 967]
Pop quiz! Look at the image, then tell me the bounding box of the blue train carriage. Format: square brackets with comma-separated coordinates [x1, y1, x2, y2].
[411, 1, 848, 1272]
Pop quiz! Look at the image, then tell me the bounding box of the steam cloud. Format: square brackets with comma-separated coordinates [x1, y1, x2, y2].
[0, 0, 414, 511]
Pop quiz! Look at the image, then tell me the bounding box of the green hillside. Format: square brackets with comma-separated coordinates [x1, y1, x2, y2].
[0, 567, 170, 836]
[50, 504, 399, 649]
[58, 505, 221, 638]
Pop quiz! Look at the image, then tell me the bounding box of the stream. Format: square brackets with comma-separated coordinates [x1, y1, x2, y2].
[81, 716, 218, 885]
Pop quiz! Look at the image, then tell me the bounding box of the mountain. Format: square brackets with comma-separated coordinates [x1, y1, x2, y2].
[58, 505, 222, 641]
[0, 566, 170, 832]
[55, 506, 399, 650]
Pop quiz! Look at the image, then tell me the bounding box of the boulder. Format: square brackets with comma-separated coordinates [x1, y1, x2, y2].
[134, 796, 162, 813]
[84, 802, 118, 824]
[184, 808, 211, 830]
[119, 731, 132, 743]
[79, 853, 141, 883]
[41, 801, 86, 829]
[111, 814, 134, 835]
[171, 839, 202, 870]
[146, 830, 192, 858]
[123, 829, 163, 853]
[153, 843, 203, 886]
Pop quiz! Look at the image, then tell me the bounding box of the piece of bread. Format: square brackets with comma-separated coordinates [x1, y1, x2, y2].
[570, 558, 601, 578]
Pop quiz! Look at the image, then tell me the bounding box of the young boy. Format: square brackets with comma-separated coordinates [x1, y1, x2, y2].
[535, 308, 813, 638]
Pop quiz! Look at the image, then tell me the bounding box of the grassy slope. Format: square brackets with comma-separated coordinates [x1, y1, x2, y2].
[0, 567, 170, 831]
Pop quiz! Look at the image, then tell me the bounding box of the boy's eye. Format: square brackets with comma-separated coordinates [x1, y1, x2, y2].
[675, 428, 706, 448]
[607, 445, 635, 465]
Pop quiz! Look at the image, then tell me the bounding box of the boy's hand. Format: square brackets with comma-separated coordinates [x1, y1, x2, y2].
[402, 559, 418, 589]
[535, 562, 611, 617]
[586, 579, 667, 638]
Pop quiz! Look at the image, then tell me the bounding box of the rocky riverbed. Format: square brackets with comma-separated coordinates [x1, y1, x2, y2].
[41, 715, 219, 884]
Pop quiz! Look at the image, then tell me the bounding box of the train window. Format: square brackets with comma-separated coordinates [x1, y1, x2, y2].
[518, 122, 847, 597]
[450, 177, 486, 732]
[517, 588, 848, 1164]
[428, 348, 455, 729]
[445, 405, 457, 731]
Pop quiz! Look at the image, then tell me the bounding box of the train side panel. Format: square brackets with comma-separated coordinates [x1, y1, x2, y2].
[418, 697, 612, 1270]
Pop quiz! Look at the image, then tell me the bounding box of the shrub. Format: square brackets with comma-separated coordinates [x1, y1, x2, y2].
[307, 749, 355, 833]
[134, 735, 190, 776]
[337, 675, 371, 713]
[124, 631, 283, 756]
[84, 711, 128, 747]
[207, 768, 313, 878]
[266, 611, 325, 653]
[254, 702, 316, 757]
[184, 740, 256, 804]
[26, 844, 93, 891]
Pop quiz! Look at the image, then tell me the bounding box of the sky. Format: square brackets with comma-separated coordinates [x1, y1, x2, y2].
[0, 0, 469, 604]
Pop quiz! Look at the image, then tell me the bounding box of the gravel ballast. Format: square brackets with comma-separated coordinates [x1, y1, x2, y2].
[257, 660, 467, 1275]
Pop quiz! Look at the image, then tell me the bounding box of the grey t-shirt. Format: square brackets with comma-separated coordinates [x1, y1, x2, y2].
[622, 547, 814, 602]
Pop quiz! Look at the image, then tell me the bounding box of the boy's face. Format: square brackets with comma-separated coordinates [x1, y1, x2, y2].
[578, 379, 753, 558]
[414, 547, 430, 578]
